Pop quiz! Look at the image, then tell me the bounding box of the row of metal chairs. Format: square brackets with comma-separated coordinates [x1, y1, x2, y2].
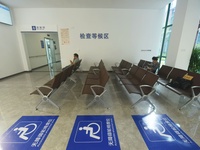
[82, 60, 110, 108]
[112, 59, 155, 75]
[157, 65, 200, 110]
[113, 59, 200, 110]
[30, 59, 82, 110]
[113, 63, 159, 112]
[112, 59, 132, 75]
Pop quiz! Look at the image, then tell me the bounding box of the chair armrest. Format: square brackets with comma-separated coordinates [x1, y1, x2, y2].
[93, 68, 100, 75]
[90, 85, 106, 96]
[115, 62, 119, 67]
[191, 86, 200, 97]
[139, 85, 155, 96]
[36, 85, 53, 97]
[121, 68, 129, 71]
[94, 62, 99, 67]
[191, 86, 200, 89]
[91, 85, 105, 89]
[140, 85, 152, 88]
[121, 68, 129, 75]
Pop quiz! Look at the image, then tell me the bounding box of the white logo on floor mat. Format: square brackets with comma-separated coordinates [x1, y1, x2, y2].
[144, 123, 172, 139]
[139, 120, 175, 142]
[74, 121, 103, 143]
[79, 122, 101, 140]
[1, 121, 42, 143]
[14, 123, 37, 140]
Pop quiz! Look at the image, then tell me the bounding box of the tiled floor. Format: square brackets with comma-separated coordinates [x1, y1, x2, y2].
[0, 71, 200, 150]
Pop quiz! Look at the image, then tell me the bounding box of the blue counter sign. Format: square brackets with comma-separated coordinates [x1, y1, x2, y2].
[132, 114, 200, 150]
[0, 116, 58, 150]
[67, 115, 120, 150]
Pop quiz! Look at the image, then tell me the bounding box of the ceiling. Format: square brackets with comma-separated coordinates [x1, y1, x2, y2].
[0, 0, 173, 9]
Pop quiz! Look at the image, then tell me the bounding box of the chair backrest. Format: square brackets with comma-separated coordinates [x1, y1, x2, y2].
[60, 66, 70, 83]
[187, 72, 199, 85]
[91, 69, 109, 96]
[98, 59, 104, 68]
[62, 65, 70, 71]
[168, 68, 187, 80]
[129, 65, 139, 76]
[125, 61, 132, 69]
[138, 59, 146, 68]
[100, 63, 106, 75]
[51, 71, 63, 89]
[143, 61, 152, 68]
[119, 59, 127, 68]
[91, 64, 109, 95]
[157, 65, 173, 79]
[141, 71, 159, 87]
[100, 68, 109, 87]
[61, 64, 74, 83]
[67, 64, 74, 77]
[97, 60, 109, 87]
[99, 60, 105, 70]
[133, 67, 147, 81]
[119, 59, 132, 69]
[188, 72, 200, 95]
[140, 71, 159, 95]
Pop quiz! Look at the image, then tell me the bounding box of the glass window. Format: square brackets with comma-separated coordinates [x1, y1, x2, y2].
[188, 23, 200, 73]
[162, 27, 172, 56]
[159, 0, 176, 67]
[168, 0, 177, 25]
[195, 29, 200, 48]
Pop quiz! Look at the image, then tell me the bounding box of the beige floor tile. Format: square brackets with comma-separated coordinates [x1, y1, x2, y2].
[0, 71, 199, 150]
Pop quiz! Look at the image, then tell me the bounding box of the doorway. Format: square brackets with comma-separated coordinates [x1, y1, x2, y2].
[22, 32, 61, 77]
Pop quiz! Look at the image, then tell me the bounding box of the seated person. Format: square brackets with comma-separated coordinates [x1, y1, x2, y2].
[147, 56, 159, 73]
[70, 53, 79, 65]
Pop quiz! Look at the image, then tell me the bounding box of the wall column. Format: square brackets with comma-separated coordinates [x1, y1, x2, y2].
[166, 0, 200, 70]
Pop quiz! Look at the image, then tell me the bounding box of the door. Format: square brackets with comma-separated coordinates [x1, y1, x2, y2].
[44, 38, 56, 78]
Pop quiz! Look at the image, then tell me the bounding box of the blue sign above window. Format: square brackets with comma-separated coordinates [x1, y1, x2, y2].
[32, 26, 36, 30]
[32, 26, 45, 31]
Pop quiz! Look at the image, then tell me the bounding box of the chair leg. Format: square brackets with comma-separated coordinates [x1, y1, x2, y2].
[179, 95, 185, 102]
[146, 99, 156, 111]
[99, 97, 110, 109]
[36, 96, 60, 110]
[62, 78, 79, 99]
[86, 96, 98, 109]
[131, 95, 155, 111]
[69, 77, 77, 83]
[86, 95, 109, 109]
[67, 81, 78, 99]
[131, 97, 143, 108]
[36, 99, 44, 110]
[179, 97, 196, 110]
[197, 98, 200, 105]
[77, 67, 82, 72]
[48, 98, 60, 110]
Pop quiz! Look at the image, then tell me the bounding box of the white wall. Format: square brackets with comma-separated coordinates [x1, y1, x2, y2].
[166, 0, 200, 70]
[0, 23, 23, 79]
[14, 8, 164, 71]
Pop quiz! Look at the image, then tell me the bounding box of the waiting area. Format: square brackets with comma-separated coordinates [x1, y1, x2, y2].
[0, 59, 200, 150]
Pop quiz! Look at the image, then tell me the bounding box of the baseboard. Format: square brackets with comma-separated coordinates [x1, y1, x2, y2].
[0, 71, 29, 80]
